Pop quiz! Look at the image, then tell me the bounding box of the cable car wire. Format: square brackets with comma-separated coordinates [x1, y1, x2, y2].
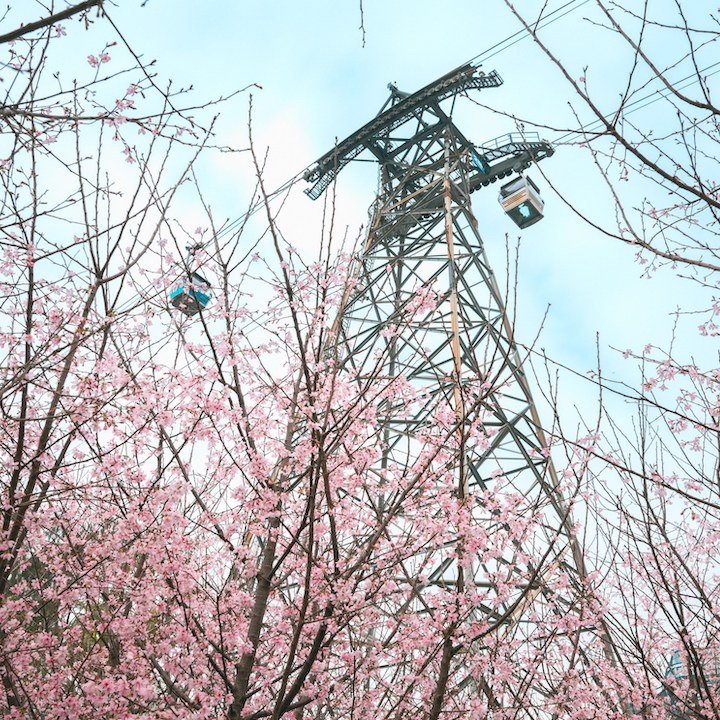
[215, 22, 717, 250]
[208, 0, 593, 245]
[553, 60, 720, 145]
[122, 0, 712, 324]
[467, 0, 592, 67]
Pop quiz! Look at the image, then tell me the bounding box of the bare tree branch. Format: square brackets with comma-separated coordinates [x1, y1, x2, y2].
[0, 0, 103, 44]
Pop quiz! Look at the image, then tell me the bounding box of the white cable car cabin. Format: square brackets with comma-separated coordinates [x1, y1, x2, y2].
[498, 175, 544, 229]
[170, 272, 211, 317]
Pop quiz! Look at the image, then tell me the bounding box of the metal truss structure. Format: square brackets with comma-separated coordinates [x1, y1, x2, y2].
[306, 63, 610, 711]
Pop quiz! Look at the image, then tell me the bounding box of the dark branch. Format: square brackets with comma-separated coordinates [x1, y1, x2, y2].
[0, 0, 103, 45]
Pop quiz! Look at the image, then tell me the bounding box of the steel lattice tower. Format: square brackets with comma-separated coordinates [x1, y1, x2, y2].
[305, 64, 611, 712]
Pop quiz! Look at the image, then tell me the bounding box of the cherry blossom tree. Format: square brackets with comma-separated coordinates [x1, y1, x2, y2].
[0, 4, 626, 720]
[496, 2, 720, 716]
[0, 1, 249, 715]
[16, 1, 720, 718]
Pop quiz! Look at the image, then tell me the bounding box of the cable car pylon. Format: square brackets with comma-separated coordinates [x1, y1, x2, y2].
[306, 63, 615, 713]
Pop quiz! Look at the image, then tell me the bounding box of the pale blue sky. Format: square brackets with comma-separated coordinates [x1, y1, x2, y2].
[122, 1, 715, 414]
[12, 0, 716, 427]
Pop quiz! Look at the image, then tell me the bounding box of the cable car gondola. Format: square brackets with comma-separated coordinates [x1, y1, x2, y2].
[170, 271, 211, 317]
[498, 175, 544, 229]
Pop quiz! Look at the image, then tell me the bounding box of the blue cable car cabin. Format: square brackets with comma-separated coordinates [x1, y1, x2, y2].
[170, 272, 211, 316]
[498, 175, 545, 229]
